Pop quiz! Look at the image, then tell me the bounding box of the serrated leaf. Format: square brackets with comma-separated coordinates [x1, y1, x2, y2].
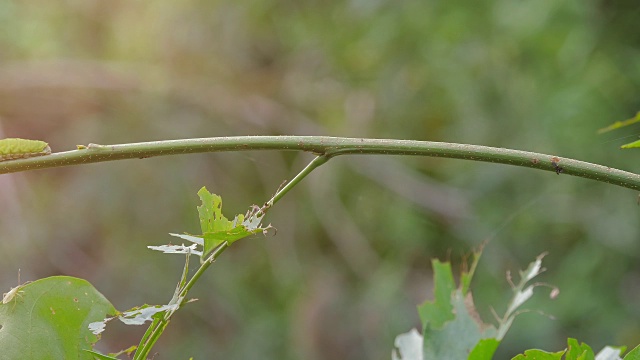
[512, 349, 566, 360]
[392, 328, 423, 360]
[0, 276, 116, 360]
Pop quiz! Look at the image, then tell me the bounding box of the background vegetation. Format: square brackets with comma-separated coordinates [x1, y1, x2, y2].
[1, 0, 640, 358]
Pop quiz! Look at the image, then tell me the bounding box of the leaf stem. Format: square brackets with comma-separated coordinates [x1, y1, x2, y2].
[179, 242, 229, 301]
[2, 136, 639, 191]
[133, 242, 229, 360]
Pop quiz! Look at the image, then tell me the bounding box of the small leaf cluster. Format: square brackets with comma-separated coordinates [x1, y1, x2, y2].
[150, 186, 272, 261]
[0, 187, 271, 359]
[392, 251, 640, 360]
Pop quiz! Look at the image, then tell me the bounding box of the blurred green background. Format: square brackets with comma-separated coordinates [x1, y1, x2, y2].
[1, 0, 640, 358]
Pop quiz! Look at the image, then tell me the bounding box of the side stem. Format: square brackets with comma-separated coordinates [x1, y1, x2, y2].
[270, 154, 329, 206]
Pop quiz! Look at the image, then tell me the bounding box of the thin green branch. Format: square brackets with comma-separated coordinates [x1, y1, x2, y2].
[2, 136, 639, 190]
[134, 242, 230, 360]
[270, 155, 329, 205]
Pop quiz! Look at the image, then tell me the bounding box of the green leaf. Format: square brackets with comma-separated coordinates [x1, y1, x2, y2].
[511, 349, 566, 360]
[409, 250, 499, 359]
[598, 112, 640, 134]
[624, 344, 640, 360]
[620, 139, 640, 149]
[196, 186, 272, 258]
[0, 276, 116, 360]
[197, 187, 233, 234]
[468, 338, 500, 360]
[566, 338, 594, 360]
[422, 291, 497, 359]
[395, 252, 559, 360]
[417, 260, 455, 327]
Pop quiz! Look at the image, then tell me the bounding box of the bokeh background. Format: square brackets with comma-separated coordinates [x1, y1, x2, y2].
[1, 0, 640, 358]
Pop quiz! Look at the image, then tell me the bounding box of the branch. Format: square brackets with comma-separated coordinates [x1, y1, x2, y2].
[1, 136, 639, 191]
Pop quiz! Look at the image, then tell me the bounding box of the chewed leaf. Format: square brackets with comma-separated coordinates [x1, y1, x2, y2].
[147, 244, 202, 256]
[519, 253, 545, 283]
[422, 291, 498, 359]
[88, 317, 115, 335]
[393, 251, 558, 359]
[512, 349, 565, 359]
[118, 304, 179, 325]
[497, 253, 557, 340]
[197, 187, 272, 258]
[391, 328, 423, 360]
[566, 338, 594, 359]
[417, 260, 455, 327]
[506, 285, 534, 316]
[150, 188, 273, 260]
[197, 188, 233, 234]
[412, 251, 498, 360]
[91, 304, 181, 333]
[0, 276, 115, 359]
[169, 233, 204, 245]
[594, 346, 623, 360]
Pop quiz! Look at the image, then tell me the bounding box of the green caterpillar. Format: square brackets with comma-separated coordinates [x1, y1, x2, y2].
[0, 138, 51, 161]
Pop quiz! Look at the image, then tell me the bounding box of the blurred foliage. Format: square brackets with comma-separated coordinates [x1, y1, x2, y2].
[1, 0, 640, 359]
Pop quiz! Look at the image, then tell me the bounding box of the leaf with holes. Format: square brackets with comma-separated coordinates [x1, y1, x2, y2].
[196, 186, 272, 259]
[0, 276, 116, 359]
